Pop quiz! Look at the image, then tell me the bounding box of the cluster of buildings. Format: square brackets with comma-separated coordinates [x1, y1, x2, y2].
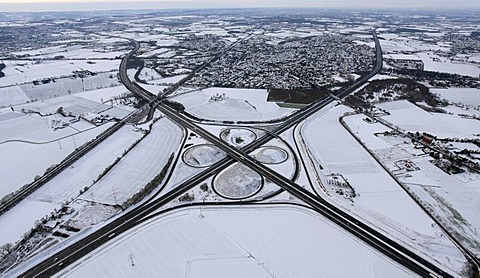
[146, 34, 228, 77]
[187, 34, 374, 89]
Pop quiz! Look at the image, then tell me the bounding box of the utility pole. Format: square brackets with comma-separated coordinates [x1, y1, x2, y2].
[111, 188, 118, 205]
[199, 194, 208, 219]
[72, 135, 78, 149]
[128, 253, 135, 267]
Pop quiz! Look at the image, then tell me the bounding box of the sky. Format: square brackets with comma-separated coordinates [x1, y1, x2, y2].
[0, 0, 479, 12]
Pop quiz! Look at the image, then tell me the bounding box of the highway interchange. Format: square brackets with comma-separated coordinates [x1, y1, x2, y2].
[15, 31, 467, 278]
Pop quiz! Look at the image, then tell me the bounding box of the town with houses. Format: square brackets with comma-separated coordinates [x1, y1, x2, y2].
[0, 7, 479, 278]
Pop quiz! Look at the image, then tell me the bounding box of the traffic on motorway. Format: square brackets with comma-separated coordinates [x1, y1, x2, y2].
[17, 30, 457, 278]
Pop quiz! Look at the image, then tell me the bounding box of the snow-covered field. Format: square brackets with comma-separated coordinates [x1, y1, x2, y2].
[416, 52, 480, 78]
[0, 86, 29, 107]
[377, 31, 480, 78]
[75, 86, 130, 103]
[19, 73, 120, 102]
[80, 118, 184, 205]
[29, 126, 143, 203]
[0, 60, 119, 87]
[14, 94, 133, 120]
[0, 112, 80, 143]
[0, 199, 59, 246]
[220, 128, 257, 148]
[55, 205, 416, 278]
[300, 103, 467, 274]
[172, 87, 296, 122]
[377, 100, 477, 138]
[346, 101, 480, 257]
[432, 87, 480, 107]
[183, 144, 226, 168]
[0, 122, 113, 199]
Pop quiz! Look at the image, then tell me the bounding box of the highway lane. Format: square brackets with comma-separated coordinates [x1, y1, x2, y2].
[19, 30, 444, 277]
[151, 31, 452, 277]
[130, 29, 450, 276]
[158, 103, 452, 278]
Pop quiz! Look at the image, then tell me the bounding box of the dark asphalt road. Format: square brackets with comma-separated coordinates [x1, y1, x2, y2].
[18, 30, 451, 278]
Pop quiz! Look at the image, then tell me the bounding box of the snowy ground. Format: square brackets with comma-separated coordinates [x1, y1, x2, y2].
[351, 100, 480, 257]
[55, 205, 417, 278]
[377, 100, 478, 138]
[29, 125, 143, 204]
[416, 52, 480, 78]
[80, 118, 184, 205]
[220, 128, 257, 148]
[432, 87, 480, 107]
[0, 86, 29, 107]
[0, 122, 113, 199]
[300, 103, 468, 275]
[213, 163, 263, 199]
[75, 86, 130, 103]
[183, 144, 226, 168]
[253, 146, 288, 164]
[0, 60, 120, 87]
[0, 199, 59, 246]
[172, 87, 296, 122]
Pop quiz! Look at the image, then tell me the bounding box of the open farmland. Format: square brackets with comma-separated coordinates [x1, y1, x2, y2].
[173, 88, 296, 122]
[300, 104, 467, 274]
[0, 86, 29, 107]
[80, 118, 184, 206]
[0, 122, 114, 199]
[1, 8, 479, 278]
[29, 126, 144, 204]
[351, 100, 480, 256]
[0, 60, 120, 87]
[0, 199, 59, 246]
[55, 205, 416, 278]
[377, 100, 478, 138]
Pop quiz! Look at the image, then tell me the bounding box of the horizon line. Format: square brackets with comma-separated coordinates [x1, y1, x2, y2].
[0, 1, 479, 13]
[1, 6, 480, 14]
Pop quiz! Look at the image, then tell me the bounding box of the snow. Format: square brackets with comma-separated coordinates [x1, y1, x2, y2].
[0, 86, 30, 107]
[214, 163, 263, 199]
[183, 144, 226, 168]
[387, 54, 422, 61]
[0, 199, 59, 246]
[377, 100, 471, 138]
[0, 60, 119, 87]
[0, 113, 78, 143]
[14, 94, 131, 118]
[17, 73, 120, 102]
[368, 74, 398, 82]
[301, 103, 467, 274]
[80, 118, 184, 205]
[55, 205, 416, 278]
[253, 146, 288, 164]
[220, 128, 256, 148]
[149, 74, 189, 85]
[432, 88, 480, 107]
[432, 113, 480, 136]
[342, 115, 391, 150]
[416, 52, 480, 77]
[29, 126, 143, 203]
[358, 100, 480, 257]
[74, 86, 128, 103]
[173, 88, 295, 122]
[0, 123, 113, 199]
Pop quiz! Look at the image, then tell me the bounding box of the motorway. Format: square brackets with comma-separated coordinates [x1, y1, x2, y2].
[18, 31, 451, 278]
[117, 29, 451, 277]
